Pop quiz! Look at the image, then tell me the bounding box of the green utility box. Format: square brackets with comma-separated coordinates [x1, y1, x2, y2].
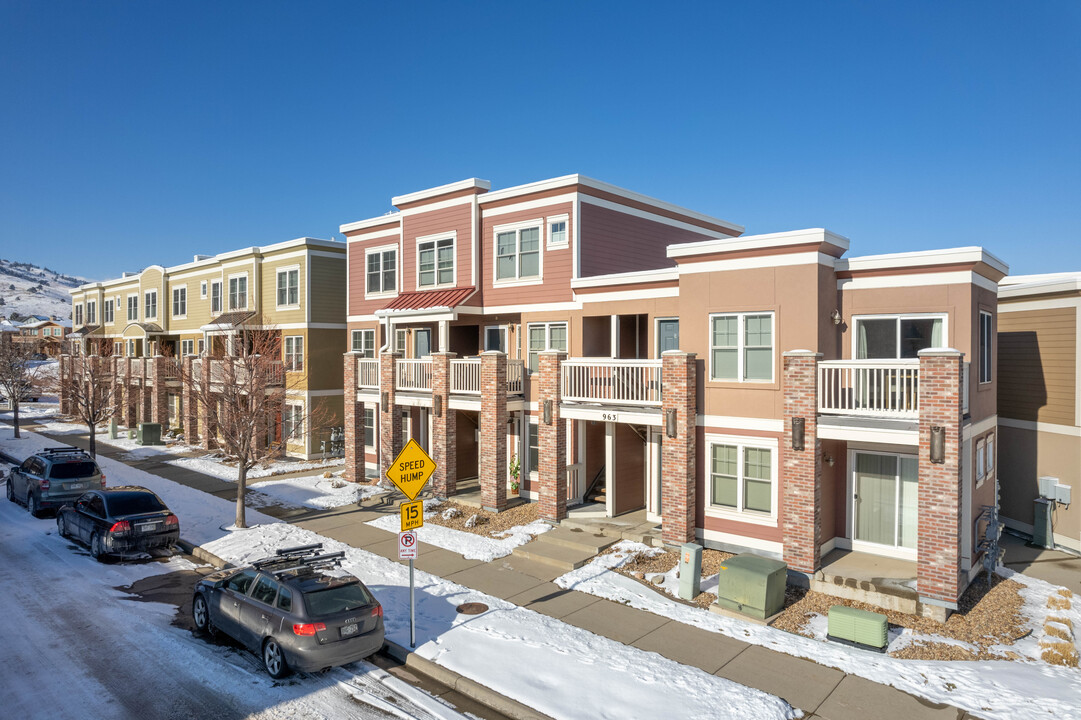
[713, 554, 787, 620]
[827, 605, 888, 651]
[137, 422, 164, 446]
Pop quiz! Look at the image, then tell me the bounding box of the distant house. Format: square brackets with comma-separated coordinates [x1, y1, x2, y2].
[0, 318, 18, 346]
[16, 317, 71, 356]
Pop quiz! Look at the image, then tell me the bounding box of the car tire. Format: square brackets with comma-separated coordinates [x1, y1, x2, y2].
[27, 492, 39, 518]
[90, 532, 106, 562]
[262, 637, 290, 679]
[5, 479, 13, 503]
[192, 594, 215, 636]
[57, 514, 68, 538]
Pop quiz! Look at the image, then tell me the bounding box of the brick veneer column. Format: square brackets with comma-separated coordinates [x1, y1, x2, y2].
[479, 351, 508, 512]
[342, 354, 366, 483]
[150, 357, 169, 426]
[109, 357, 124, 424]
[782, 350, 823, 574]
[124, 368, 138, 428]
[379, 352, 402, 480]
[59, 355, 71, 415]
[140, 381, 152, 425]
[200, 359, 218, 450]
[538, 350, 567, 522]
[430, 352, 457, 498]
[661, 351, 697, 545]
[182, 358, 198, 442]
[917, 349, 965, 614]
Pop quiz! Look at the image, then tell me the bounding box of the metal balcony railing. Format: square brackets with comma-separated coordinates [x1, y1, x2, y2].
[561, 358, 663, 407]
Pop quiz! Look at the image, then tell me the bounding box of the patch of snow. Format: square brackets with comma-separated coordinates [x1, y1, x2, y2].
[366, 512, 552, 562]
[251, 474, 389, 509]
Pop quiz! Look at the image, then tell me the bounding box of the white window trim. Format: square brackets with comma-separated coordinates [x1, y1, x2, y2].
[363, 407, 375, 450]
[546, 214, 569, 249]
[415, 231, 457, 290]
[284, 335, 304, 372]
[351, 328, 376, 357]
[526, 416, 539, 477]
[395, 329, 408, 355]
[172, 285, 187, 319]
[200, 280, 208, 299]
[703, 433, 779, 526]
[484, 324, 509, 352]
[144, 290, 158, 320]
[846, 449, 920, 561]
[655, 316, 679, 358]
[979, 310, 993, 385]
[86, 300, 97, 325]
[74, 305, 83, 326]
[526, 321, 568, 371]
[708, 311, 776, 383]
[275, 265, 301, 309]
[181, 339, 195, 356]
[364, 244, 399, 299]
[209, 280, 223, 314]
[103, 299, 114, 325]
[282, 402, 305, 442]
[126, 293, 139, 322]
[493, 218, 544, 287]
[850, 313, 950, 360]
[197, 339, 205, 355]
[113, 341, 123, 356]
[975, 437, 987, 488]
[227, 272, 249, 311]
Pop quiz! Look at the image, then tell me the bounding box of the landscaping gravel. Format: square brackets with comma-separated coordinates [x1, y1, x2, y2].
[424, 499, 541, 537]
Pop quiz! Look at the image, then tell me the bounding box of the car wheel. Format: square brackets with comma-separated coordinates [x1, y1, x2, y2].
[5, 479, 12, 502]
[262, 637, 290, 679]
[90, 532, 106, 561]
[27, 492, 39, 518]
[57, 514, 68, 538]
[192, 594, 215, 635]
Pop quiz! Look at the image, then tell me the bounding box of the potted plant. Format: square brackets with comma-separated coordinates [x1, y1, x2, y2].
[509, 453, 521, 495]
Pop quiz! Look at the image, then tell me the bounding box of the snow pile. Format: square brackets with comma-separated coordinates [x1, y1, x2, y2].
[366, 511, 552, 562]
[250, 474, 389, 509]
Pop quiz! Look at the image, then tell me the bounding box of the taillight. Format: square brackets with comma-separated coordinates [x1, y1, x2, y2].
[292, 622, 326, 636]
[371, 605, 383, 618]
[39, 480, 50, 491]
[109, 520, 131, 534]
[100, 474, 106, 487]
[164, 514, 179, 527]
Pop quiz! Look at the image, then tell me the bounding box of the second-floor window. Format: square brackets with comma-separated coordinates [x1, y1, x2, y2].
[74, 305, 83, 326]
[548, 215, 568, 248]
[145, 290, 157, 319]
[86, 301, 96, 325]
[127, 295, 138, 321]
[979, 310, 993, 384]
[284, 335, 304, 371]
[418, 236, 454, 288]
[277, 268, 299, 307]
[103, 300, 114, 324]
[495, 223, 541, 282]
[527, 322, 567, 371]
[854, 314, 945, 359]
[710, 312, 774, 382]
[229, 276, 247, 310]
[366, 247, 396, 295]
[173, 287, 186, 317]
[210, 281, 222, 314]
[351, 329, 375, 357]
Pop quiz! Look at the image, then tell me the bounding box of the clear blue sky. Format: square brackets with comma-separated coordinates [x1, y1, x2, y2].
[2, 1, 1078, 280]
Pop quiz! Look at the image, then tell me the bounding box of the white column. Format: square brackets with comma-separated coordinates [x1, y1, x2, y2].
[605, 421, 615, 516]
[439, 320, 449, 352]
[609, 316, 619, 359]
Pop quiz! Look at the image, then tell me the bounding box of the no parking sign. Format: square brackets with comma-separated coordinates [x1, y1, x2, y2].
[398, 530, 418, 560]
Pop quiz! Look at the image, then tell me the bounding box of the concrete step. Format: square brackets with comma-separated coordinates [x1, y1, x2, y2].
[535, 526, 618, 554]
[510, 540, 595, 572]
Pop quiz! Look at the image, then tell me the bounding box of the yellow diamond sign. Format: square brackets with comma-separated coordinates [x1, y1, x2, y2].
[386, 438, 436, 501]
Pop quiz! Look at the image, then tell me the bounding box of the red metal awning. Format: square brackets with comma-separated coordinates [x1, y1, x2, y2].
[379, 287, 475, 313]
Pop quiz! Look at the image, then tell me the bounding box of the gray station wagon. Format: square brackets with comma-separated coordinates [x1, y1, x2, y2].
[192, 543, 385, 678]
[6, 446, 105, 517]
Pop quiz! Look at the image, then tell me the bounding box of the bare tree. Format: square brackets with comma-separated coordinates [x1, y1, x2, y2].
[0, 339, 44, 439]
[178, 317, 330, 528]
[54, 355, 120, 459]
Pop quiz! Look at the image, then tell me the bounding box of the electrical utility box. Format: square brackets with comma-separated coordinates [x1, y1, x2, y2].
[828, 605, 888, 650]
[713, 554, 787, 620]
[137, 422, 164, 446]
[1033, 497, 1055, 549]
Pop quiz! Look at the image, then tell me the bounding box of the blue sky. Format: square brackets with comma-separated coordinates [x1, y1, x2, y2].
[1, 1, 1078, 280]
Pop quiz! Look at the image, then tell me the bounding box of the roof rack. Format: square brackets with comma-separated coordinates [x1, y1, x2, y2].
[266, 552, 346, 579]
[41, 446, 87, 455]
[252, 543, 323, 569]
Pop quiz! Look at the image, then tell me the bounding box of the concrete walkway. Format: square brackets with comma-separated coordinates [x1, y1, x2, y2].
[8, 420, 984, 720]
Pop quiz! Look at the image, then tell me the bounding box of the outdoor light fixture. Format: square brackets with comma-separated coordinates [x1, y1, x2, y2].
[792, 417, 805, 451]
[930, 426, 945, 464]
[666, 408, 677, 438]
[543, 400, 552, 425]
[830, 309, 842, 325]
[381, 391, 388, 409]
[822, 452, 835, 467]
[433, 395, 442, 417]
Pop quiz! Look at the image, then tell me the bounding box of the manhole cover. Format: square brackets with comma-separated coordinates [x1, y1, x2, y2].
[456, 602, 488, 615]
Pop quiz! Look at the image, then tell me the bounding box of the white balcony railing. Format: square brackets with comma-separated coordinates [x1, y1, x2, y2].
[396, 359, 432, 392]
[507, 359, 524, 395]
[561, 358, 663, 407]
[818, 360, 919, 419]
[129, 358, 144, 378]
[356, 358, 380, 389]
[449, 358, 526, 395]
[962, 361, 970, 415]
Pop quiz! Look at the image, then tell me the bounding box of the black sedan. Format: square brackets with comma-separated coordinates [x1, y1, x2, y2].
[57, 487, 180, 560]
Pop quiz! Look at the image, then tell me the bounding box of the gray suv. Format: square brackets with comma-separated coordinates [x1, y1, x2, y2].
[192, 543, 384, 678]
[6, 447, 105, 517]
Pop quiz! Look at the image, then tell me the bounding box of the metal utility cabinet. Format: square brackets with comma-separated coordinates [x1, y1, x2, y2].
[713, 554, 787, 620]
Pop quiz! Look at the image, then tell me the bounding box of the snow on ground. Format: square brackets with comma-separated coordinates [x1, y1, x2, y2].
[251, 473, 389, 509]
[556, 540, 1081, 720]
[206, 522, 798, 720]
[366, 498, 553, 561]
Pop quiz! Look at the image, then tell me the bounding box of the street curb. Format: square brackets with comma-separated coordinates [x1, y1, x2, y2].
[382, 639, 555, 720]
[177, 538, 232, 569]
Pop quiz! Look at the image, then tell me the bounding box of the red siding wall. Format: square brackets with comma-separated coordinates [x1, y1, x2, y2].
[478, 200, 574, 307]
[401, 203, 474, 294]
[579, 203, 716, 277]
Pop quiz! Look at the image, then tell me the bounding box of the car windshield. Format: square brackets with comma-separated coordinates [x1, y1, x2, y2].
[106, 493, 167, 515]
[49, 462, 98, 479]
[303, 582, 373, 617]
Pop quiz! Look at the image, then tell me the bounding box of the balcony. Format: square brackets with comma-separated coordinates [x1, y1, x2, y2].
[390, 358, 525, 395]
[818, 360, 920, 420]
[356, 358, 379, 389]
[396, 359, 432, 391]
[561, 358, 663, 407]
[450, 358, 524, 395]
[194, 357, 285, 389]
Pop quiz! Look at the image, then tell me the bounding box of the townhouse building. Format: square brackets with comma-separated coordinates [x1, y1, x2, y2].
[342, 175, 1005, 619]
[63, 238, 347, 459]
[998, 273, 1081, 553]
[15, 317, 70, 356]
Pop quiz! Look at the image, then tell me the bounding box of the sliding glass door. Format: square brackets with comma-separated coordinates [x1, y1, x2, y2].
[853, 452, 918, 551]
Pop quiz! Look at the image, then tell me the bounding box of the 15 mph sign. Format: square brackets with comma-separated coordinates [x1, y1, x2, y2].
[398, 531, 418, 560]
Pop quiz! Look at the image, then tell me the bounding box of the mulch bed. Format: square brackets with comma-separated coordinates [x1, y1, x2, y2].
[423, 499, 541, 537]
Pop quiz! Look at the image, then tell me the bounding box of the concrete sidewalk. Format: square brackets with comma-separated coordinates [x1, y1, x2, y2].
[9, 420, 979, 720]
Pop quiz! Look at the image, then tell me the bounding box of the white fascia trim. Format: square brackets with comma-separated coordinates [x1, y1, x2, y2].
[998, 297, 1081, 313]
[999, 278, 1081, 299]
[817, 423, 918, 446]
[559, 405, 663, 426]
[697, 415, 785, 433]
[481, 193, 577, 218]
[1000, 271, 1081, 287]
[575, 287, 680, 304]
[347, 227, 401, 243]
[838, 246, 1009, 276]
[400, 194, 474, 216]
[340, 213, 403, 235]
[668, 228, 849, 259]
[274, 322, 348, 330]
[571, 267, 679, 289]
[839, 270, 999, 293]
[457, 300, 582, 315]
[580, 193, 730, 239]
[696, 528, 783, 556]
[375, 309, 459, 323]
[679, 251, 834, 275]
[998, 417, 1081, 437]
[962, 414, 998, 441]
[348, 314, 381, 322]
[391, 178, 490, 207]
[308, 389, 345, 397]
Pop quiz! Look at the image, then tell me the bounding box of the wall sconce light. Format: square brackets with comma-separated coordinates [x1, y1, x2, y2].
[792, 417, 805, 451]
[930, 426, 945, 464]
[666, 409, 677, 438]
[433, 395, 442, 417]
[822, 452, 835, 467]
[830, 309, 842, 326]
[543, 400, 552, 425]
[381, 391, 388, 410]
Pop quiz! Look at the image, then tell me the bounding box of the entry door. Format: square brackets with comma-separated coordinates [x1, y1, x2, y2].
[657, 319, 679, 355]
[853, 453, 918, 550]
[414, 329, 431, 358]
[485, 326, 507, 352]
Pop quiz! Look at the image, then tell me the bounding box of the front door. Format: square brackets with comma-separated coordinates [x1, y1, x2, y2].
[852, 452, 918, 554]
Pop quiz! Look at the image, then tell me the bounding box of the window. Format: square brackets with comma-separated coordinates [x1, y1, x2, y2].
[366, 247, 397, 295]
[113, 341, 122, 356]
[975, 438, 986, 485]
[395, 329, 407, 354]
[144, 290, 157, 319]
[74, 305, 83, 326]
[986, 432, 995, 475]
[200, 280, 207, 299]
[657, 318, 679, 355]
[86, 301, 96, 325]
[181, 339, 194, 356]
[710, 312, 774, 382]
[197, 339, 205, 355]
[250, 576, 279, 606]
[103, 300, 114, 324]
[284, 336, 304, 371]
[364, 408, 375, 448]
[707, 436, 777, 519]
[854, 314, 946, 360]
[126, 339, 136, 357]
[228, 276, 247, 311]
[282, 404, 303, 441]
[276, 586, 292, 612]
[276, 268, 299, 307]
[526, 322, 567, 371]
[495, 222, 541, 282]
[225, 570, 256, 595]
[485, 326, 507, 352]
[127, 295, 139, 321]
[210, 281, 222, 314]
[351, 329, 376, 357]
[417, 236, 454, 288]
[527, 421, 539, 474]
[979, 310, 993, 384]
[547, 215, 568, 248]
[172, 286, 186, 317]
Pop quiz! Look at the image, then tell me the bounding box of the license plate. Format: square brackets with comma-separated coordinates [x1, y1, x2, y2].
[136, 522, 160, 532]
[69, 483, 85, 490]
[341, 623, 358, 637]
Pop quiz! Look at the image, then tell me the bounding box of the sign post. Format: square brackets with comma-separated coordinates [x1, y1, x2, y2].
[387, 439, 437, 649]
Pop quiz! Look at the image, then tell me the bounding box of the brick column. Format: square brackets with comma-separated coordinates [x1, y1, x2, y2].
[480, 351, 508, 512]
[917, 349, 965, 616]
[343, 354, 366, 483]
[782, 350, 823, 574]
[124, 365, 138, 429]
[59, 355, 71, 415]
[182, 358, 199, 443]
[379, 352, 402, 480]
[140, 382, 152, 425]
[200, 359, 218, 450]
[150, 357, 169, 426]
[109, 357, 123, 424]
[538, 350, 567, 522]
[661, 351, 697, 545]
[430, 352, 457, 497]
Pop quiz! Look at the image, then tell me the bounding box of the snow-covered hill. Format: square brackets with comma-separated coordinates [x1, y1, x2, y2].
[0, 259, 89, 323]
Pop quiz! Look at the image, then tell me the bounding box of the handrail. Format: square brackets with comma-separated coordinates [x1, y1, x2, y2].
[561, 358, 662, 406]
[396, 359, 432, 391]
[818, 359, 919, 419]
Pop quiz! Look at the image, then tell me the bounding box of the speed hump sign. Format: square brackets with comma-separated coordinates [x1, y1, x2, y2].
[398, 531, 418, 560]
[386, 439, 437, 501]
